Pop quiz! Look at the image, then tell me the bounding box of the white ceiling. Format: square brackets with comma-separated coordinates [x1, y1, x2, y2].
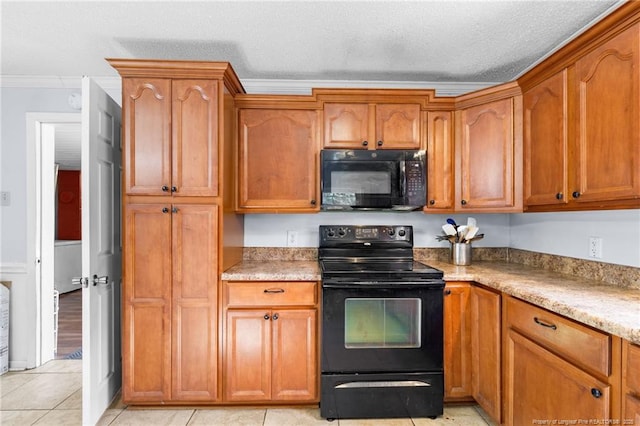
[1, 0, 624, 88]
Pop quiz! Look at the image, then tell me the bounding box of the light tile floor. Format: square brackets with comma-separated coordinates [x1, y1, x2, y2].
[1, 360, 497, 425]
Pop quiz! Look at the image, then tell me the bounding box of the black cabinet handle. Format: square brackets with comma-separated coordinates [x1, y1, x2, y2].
[171, 207, 178, 213]
[572, 191, 581, 198]
[171, 186, 177, 193]
[444, 289, 451, 296]
[362, 140, 368, 146]
[272, 313, 279, 320]
[162, 185, 169, 192]
[310, 199, 317, 205]
[591, 388, 602, 398]
[263, 314, 270, 320]
[264, 288, 285, 294]
[533, 317, 557, 330]
[377, 140, 383, 146]
[162, 207, 169, 213]
[461, 199, 467, 206]
[556, 192, 563, 200]
[429, 200, 435, 205]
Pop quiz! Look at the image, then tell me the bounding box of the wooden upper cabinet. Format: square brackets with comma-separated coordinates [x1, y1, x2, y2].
[172, 80, 219, 197]
[238, 109, 320, 212]
[523, 70, 569, 206]
[425, 111, 454, 210]
[573, 23, 640, 204]
[123, 78, 172, 196]
[455, 88, 523, 212]
[122, 78, 220, 197]
[323, 102, 421, 149]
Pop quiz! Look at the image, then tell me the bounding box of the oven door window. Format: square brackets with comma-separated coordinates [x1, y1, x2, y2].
[344, 298, 421, 348]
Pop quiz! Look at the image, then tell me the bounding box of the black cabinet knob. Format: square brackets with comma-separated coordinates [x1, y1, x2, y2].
[162, 207, 169, 213]
[272, 313, 279, 320]
[171, 207, 178, 213]
[161, 185, 169, 192]
[264, 314, 270, 320]
[461, 199, 467, 206]
[556, 192, 563, 200]
[171, 186, 177, 193]
[310, 199, 317, 205]
[429, 199, 435, 205]
[572, 191, 581, 198]
[377, 140, 383, 146]
[362, 140, 368, 146]
[591, 388, 602, 398]
[444, 289, 452, 296]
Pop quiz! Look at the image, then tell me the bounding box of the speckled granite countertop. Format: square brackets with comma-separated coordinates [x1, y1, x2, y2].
[221, 259, 640, 345]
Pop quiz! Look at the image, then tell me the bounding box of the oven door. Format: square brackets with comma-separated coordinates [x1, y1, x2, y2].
[321, 282, 443, 374]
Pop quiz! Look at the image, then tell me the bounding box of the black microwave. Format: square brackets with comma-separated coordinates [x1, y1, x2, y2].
[320, 149, 426, 211]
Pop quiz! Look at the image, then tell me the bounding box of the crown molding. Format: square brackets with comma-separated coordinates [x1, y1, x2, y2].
[1, 75, 498, 97]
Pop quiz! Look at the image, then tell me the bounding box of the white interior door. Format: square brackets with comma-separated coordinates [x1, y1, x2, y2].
[81, 77, 122, 425]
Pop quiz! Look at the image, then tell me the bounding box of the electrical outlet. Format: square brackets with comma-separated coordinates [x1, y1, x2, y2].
[589, 237, 603, 259]
[287, 231, 299, 247]
[0, 191, 10, 206]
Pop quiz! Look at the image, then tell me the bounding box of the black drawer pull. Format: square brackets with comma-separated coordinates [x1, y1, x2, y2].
[263, 314, 270, 320]
[264, 288, 285, 294]
[534, 317, 557, 330]
[444, 289, 452, 296]
[591, 388, 602, 398]
[272, 313, 279, 320]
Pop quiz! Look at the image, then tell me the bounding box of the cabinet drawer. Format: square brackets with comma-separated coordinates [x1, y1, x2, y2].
[625, 341, 640, 394]
[225, 281, 317, 307]
[505, 296, 610, 377]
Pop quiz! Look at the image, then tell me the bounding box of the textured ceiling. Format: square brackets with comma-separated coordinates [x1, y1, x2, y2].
[1, 0, 623, 85]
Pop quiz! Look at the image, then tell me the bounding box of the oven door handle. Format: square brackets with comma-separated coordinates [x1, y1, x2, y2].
[322, 282, 444, 289]
[335, 380, 431, 389]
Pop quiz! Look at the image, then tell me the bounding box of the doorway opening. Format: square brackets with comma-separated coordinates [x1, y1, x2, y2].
[26, 113, 82, 366]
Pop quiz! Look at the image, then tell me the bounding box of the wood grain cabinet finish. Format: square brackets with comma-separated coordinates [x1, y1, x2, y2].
[443, 282, 472, 401]
[524, 70, 569, 206]
[424, 111, 455, 210]
[573, 23, 640, 205]
[323, 102, 421, 149]
[623, 340, 640, 423]
[123, 204, 219, 402]
[238, 109, 320, 212]
[504, 296, 619, 425]
[456, 94, 523, 212]
[223, 281, 319, 403]
[123, 79, 220, 197]
[470, 285, 501, 424]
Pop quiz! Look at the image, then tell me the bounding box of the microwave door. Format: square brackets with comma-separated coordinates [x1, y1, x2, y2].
[323, 161, 397, 209]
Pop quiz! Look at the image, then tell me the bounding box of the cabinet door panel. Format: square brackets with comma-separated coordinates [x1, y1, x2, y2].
[470, 286, 501, 423]
[443, 283, 472, 400]
[272, 309, 318, 401]
[122, 204, 171, 401]
[123, 78, 171, 195]
[239, 109, 319, 210]
[225, 310, 271, 401]
[505, 329, 611, 425]
[172, 205, 218, 401]
[524, 70, 569, 206]
[172, 80, 219, 197]
[375, 103, 421, 149]
[425, 111, 454, 210]
[323, 103, 370, 148]
[458, 99, 515, 209]
[574, 23, 640, 202]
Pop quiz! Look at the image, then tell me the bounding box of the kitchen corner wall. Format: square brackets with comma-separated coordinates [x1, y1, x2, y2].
[244, 209, 640, 268]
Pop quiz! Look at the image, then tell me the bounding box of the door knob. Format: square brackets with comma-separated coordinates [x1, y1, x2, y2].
[92, 274, 109, 286]
[72, 277, 89, 288]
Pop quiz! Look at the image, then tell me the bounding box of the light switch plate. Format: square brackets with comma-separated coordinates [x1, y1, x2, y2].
[0, 191, 10, 206]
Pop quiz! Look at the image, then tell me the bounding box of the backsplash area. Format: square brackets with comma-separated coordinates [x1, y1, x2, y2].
[241, 247, 640, 289]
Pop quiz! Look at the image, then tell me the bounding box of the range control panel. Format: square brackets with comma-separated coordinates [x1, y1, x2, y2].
[319, 225, 413, 245]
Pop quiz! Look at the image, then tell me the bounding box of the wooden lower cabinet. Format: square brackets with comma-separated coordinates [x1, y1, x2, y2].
[504, 296, 619, 424]
[223, 281, 319, 403]
[123, 203, 219, 403]
[623, 340, 640, 423]
[470, 285, 501, 424]
[443, 282, 472, 401]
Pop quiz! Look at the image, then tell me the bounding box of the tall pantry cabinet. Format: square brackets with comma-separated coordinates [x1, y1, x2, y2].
[108, 59, 245, 404]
